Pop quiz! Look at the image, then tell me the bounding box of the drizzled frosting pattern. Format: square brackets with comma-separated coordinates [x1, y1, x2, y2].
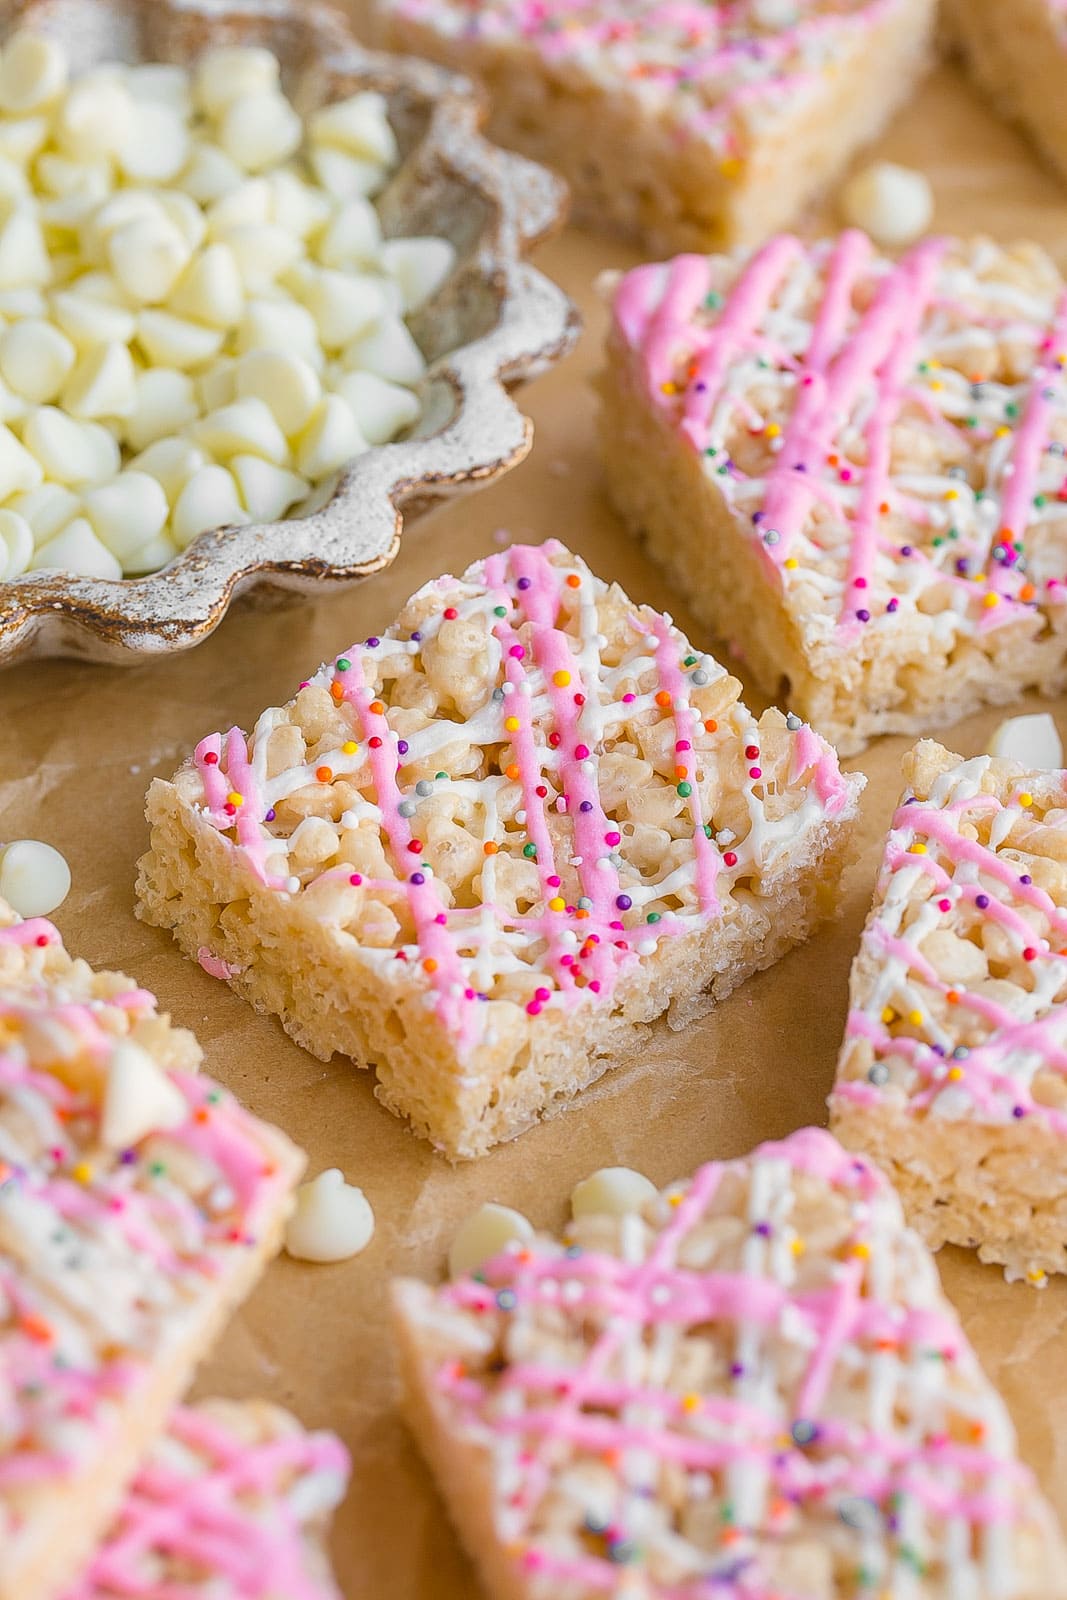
[67, 1402, 348, 1600]
[385, 0, 904, 162]
[178, 541, 856, 1050]
[0, 905, 301, 1565]
[612, 233, 1067, 642]
[398, 1127, 1060, 1597]
[834, 742, 1067, 1141]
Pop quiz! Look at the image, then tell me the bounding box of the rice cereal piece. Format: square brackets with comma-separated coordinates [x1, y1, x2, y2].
[0, 899, 305, 1600]
[947, 1, 1067, 189]
[831, 738, 1067, 1285]
[601, 231, 1067, 756]
[392, 1125, 1067, 1599]
[135, 540, 864, 1160]
[373, 0, 936, 255]
[64, 1400, 348, 1600]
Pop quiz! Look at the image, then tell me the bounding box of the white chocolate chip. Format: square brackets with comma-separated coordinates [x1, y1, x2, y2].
[570, 1167, 659, 1218]
[191, 397, 289, 464]
[52, 284, 137, 349]
[268, 169, 331, 239]
[0, 424, 43, 498]
[294, 267, 385, 351]
[309, 146, 383, 202]
[206, 177, 272, 236]
[136, 310, 225, 370]
[107, 215, 190, 305]
[169, 242, 245, 329]
[0, 116, 48, 165]
[0, 508, 32, 577]
[331, 369, 419, 445]
[316, 197, 381, 268]
[295, 394, 367, 478]
[231, 454, 309, 521]
[343, 315, 425, 385]
[23, 407, 120, 485]
[117, 103, 190, 184]
[448, 1203, 533, 1279]
[121, 530, 179, 576]
[30, 516, 121, 578]
[179, 142, 243, 204]
[0, 838, 71, 916]
[84, 471, 170, 561]
[157, 191, 207, 254]
[0, 318, 75, 403]
[379, 237, 455, 312]
[55, 72, 133, 159]
[126, 63, 192, 115]
[839, 161, 934, 248]
[195, 358, 238, 414]
[218, 91, 303, 173]
[10, 483, 80, 543]
[217, 221, 304, 291]
[171, 463, 247, 549]
[235, 349, 321, 436]
[62, 342, 138, 420]
[0, 31, 68, 114]
[987, 713, 1064, 770]
[100, 1039, 188, 1150]
[284, 1168, 375, 1262]
[195, 45, 280, 118]
[235, 297, 323, 367]
[309, 92, 398, 166]
[0, 204, 51, 288]
[124, 368, 199, 451]
[128, 437, 207, 502]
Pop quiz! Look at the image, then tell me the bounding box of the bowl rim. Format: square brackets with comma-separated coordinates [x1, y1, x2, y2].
[0, 0, 579, 664]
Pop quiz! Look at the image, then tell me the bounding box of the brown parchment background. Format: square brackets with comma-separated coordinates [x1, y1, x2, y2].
[2, 51, 1067, 1598]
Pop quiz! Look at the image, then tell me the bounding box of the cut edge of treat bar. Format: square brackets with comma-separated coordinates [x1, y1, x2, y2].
[830, 737, 1067, 1283]
[391, 1126, 1067, 1600]
[0, 907, 306, 1600]
[375, 0, 936, 255]
[135, 544, 864, 1160]
[599, 316, 1067, 758]
[67, 1399, 348, 1600]
[947, 0, 1067, 188]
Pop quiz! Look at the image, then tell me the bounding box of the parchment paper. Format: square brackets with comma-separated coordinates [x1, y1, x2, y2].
[2, 55, 1067, 1599]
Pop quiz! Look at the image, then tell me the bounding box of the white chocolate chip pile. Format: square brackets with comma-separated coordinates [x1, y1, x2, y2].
[284, 1167, 376, 1262]
[0, 31, 454, 582]
[0, 837, 71, 916]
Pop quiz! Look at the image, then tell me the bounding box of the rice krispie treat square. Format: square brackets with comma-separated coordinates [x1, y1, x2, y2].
[136, 540, 863, 1160]
[0, 900, 304, 1600]
[602, 232, 1067, 756]
[373, 0, 936, 254]
[393, 1126, 1067, 1599]
[831, 738, 1067, 1286]
[66, 1400, 348, 1600]
[947, 1, 1067, 189]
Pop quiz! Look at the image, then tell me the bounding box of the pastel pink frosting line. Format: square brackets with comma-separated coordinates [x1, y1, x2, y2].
[64, 1407, 348, 1600]
[435, 1128, 1030, 1594]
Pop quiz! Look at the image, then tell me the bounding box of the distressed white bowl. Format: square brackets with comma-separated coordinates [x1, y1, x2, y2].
[0, 0, 578, 664]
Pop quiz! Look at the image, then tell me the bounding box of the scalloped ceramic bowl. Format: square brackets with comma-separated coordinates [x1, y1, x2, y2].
[0, 0, 578, 664]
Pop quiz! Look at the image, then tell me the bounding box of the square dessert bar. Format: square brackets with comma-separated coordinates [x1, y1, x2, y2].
[393, 1126, 1067, 1599]
[374, 0, 935, 254]
[0, 899, 304, 1600]
[948, 1, 1067, 188]
[603, 232, 1067, 756]
[831, 738, 1067, 1286]
[136, 540, 863, 1160]
[66, 1401, 348, 1600]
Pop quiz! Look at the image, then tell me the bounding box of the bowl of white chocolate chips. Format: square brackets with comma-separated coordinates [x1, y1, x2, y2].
[0, 0, 577, 663]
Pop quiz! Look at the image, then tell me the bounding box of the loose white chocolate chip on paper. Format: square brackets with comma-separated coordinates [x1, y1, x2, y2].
[570, 1166, 659, 1218]
[839, 161, 934, 248]
[0, 837, 71, 917]
[986, 712, 1064, 770]
[0, 31, 457, 583]
[285, 1168, 375, 1263]
[448, 1202, 534, 1279]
